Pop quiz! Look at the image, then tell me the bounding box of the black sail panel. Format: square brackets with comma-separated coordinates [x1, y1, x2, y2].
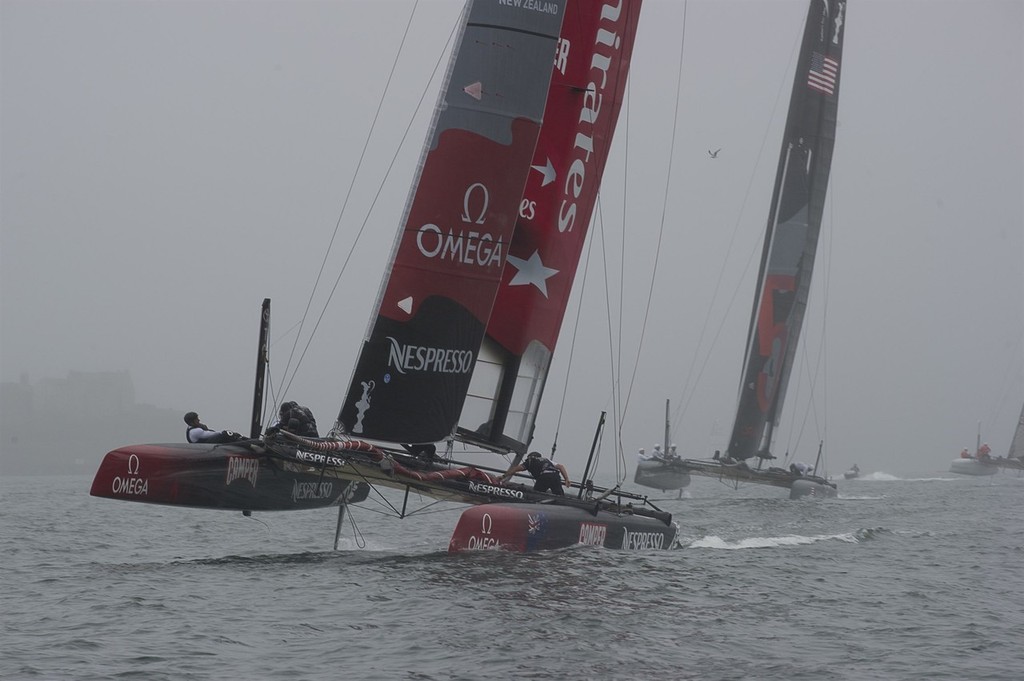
[728, 0, 846, 460]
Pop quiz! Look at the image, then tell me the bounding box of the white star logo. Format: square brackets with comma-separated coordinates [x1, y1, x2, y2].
[531, 158, 556, 186]
[506, 250, 558, 298]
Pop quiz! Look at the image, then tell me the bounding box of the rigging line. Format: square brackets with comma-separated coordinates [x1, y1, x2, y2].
[588, 197, 624, 482]
[988, 326, 1024, 431]
[277, 1, 443, 397]
[983, 314, 1024, 429]
[787, 167, 841, 462]
[788, 200, 835, 461]
[614, 49, 629, 448]
[620, 0, 688, 426]
[550, 207, 599, 454]
[671, 19, 804, 439]
[597, 192, 624, 467]
[783, 238, 828, 455]
[279, 1, 423, 394]
[550, 0, 641, 459]
[399, 502, 465, 518]
[260, 319, 301, 419]
[786, 328, 815, 458]
[822, 163, 837, 453]
[288, 10, 458, 401]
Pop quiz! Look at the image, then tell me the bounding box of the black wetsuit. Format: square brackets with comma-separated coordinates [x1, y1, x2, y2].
[524, 456, 565, 495]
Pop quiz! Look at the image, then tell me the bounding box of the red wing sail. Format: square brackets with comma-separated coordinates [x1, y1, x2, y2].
[458, 0, 644, 453]
[337, 1, 568, 444]
[728, 0, 847, 460]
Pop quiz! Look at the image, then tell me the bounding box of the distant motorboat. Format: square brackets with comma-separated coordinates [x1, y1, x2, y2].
[843, 465, 860, 480]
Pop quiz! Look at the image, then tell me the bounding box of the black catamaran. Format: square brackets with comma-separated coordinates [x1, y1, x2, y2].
[636, 0, 847, 499]
[92, 0, 678, 552]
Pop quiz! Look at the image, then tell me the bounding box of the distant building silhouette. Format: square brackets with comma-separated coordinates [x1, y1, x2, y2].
[1, 371, 182, 476]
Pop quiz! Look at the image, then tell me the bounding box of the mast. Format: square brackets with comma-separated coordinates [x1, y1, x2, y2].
[457, 0, 645, 454]
[335, 0, 568, 445]
[664, 399, 670, 454]
[726, 0, 847, 461]
[577, 411, 606, 499]
[250, 298, 271, 439]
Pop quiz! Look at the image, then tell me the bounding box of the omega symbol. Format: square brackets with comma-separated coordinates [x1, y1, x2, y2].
[461, 183, 489, 224]
[127, 454, 140, 475]
[481, 513, 493, 535]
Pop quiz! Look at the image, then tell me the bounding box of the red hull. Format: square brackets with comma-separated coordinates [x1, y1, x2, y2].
[90, 443, 366, 512]
[449, 503, 677, 553]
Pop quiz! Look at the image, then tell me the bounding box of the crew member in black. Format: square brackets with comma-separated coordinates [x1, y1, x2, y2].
[184, 412, 243, 444]
[500, 451, 571, 495]
[265, 401, 319, 437]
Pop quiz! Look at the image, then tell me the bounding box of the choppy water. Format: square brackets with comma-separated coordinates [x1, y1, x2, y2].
[2, 471, 1023, 680]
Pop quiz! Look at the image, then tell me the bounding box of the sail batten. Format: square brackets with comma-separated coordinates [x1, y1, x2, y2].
[727, 0, 846, 461]
[337, 0, 568, 445]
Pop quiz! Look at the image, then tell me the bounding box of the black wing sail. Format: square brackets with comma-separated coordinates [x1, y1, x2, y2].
[728, 0, 847, 460]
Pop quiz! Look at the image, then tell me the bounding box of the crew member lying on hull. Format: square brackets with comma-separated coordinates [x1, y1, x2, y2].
[184, 412, 244, 444]
[501, 451, 571, 496]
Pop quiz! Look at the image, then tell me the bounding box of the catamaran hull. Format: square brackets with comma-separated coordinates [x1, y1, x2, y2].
[949, 459, 998, 476]
[790, 478, 839, 499]
[448, 503, 678, 553]
[679, 459, 837, 499]
[633, 460, 691, 491]
[90, 443, 368, 511]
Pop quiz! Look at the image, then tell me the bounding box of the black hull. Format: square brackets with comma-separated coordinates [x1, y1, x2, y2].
[633, 459, 692, 491]
[681, 459, 837, 498]
[449, 503, 677, 552]
[90, 442, 368, 512]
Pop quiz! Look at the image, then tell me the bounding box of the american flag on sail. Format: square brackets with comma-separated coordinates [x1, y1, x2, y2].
[807, 52, 839, 95]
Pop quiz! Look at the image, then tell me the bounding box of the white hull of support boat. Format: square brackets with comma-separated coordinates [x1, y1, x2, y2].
[790, 478, 839, 499]
[949, 458, 998, 476]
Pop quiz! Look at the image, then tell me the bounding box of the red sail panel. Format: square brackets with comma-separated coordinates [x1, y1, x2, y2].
[338, 1, 567, 445]
[458, 0, 643, 453]
[727, 0, 847, 460]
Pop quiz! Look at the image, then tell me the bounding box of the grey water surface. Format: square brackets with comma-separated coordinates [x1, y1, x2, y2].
[2, 472, 1022, 680]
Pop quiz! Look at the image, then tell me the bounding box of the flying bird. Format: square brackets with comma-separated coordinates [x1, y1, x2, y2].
[708, 148, 721, 158]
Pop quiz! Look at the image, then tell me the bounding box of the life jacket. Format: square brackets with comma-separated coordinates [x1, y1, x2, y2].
[186, 422, 211, 443]
[524, 456, 557, 479]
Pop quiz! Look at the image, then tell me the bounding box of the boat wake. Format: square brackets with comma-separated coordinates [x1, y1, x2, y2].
[855, 472, 899, 481]
[686, 527, 889, 549]
[851, 472, 958, 482]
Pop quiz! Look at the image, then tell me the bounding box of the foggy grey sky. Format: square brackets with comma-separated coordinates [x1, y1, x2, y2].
[2, 0, 1022, 480]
